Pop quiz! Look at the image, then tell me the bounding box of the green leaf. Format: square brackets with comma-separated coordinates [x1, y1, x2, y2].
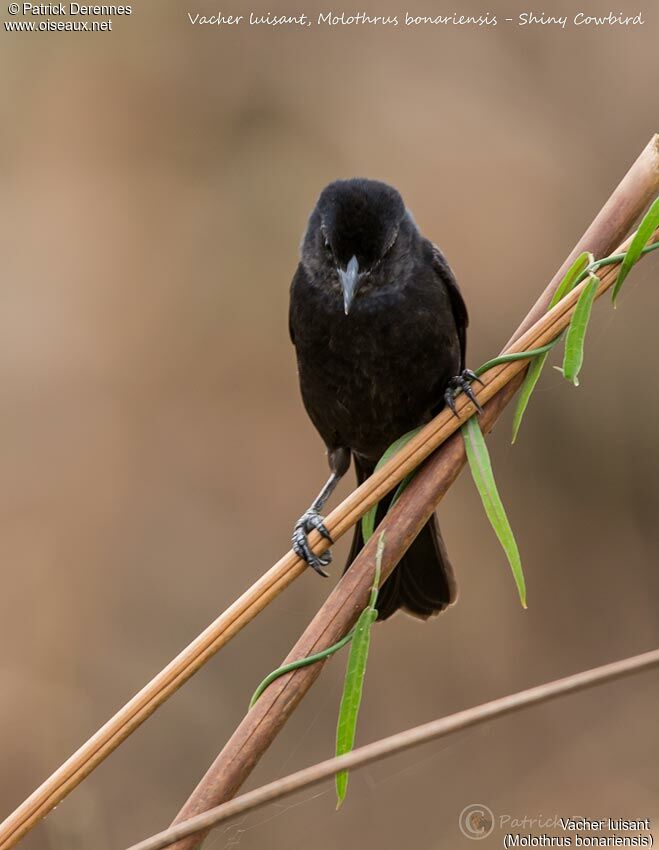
[612, 197, 659, 305]
[511, 350, 549, 444]
[334, 606, 375, 807]
[361, 428, 421, 544]
[462, 417, 526, 608]
[335, 533, 384, 808]
[507, 251, 594, 442]
[562, 273, 600, 386]
[550, 251, 593, 308]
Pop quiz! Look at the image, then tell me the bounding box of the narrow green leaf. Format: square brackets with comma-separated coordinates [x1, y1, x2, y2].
[550, 251, 593, 308]
[612, 197, 659, 305]
[462, 417, 526, 608]
[507, 251, 593, 441]
[511, 350, 549, 444]
[334, 607, 375, 807]
[361, 428, 420, 544]
[335, 534, 384, 807]
[562, 273, 600, 386]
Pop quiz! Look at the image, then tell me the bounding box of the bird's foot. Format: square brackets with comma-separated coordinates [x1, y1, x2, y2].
[292, 509, 333, 577]
[444, 369, 484, 416]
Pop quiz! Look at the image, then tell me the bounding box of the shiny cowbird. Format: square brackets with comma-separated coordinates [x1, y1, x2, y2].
[289, 178, 478, 620]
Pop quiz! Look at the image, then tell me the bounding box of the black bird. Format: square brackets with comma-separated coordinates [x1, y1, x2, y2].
[288, 178, 479, 620]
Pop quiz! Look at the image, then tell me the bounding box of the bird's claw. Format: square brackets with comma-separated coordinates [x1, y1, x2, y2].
[444, 369, 484, 416]
[292, 509, 333, 577]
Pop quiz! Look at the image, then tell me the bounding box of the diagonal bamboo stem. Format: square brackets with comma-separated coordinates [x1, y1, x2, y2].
[505, 135, 659, 347]
[127, 646, 659, 850]
[1, 136, 657, 850]
[164, 226, 659, 850]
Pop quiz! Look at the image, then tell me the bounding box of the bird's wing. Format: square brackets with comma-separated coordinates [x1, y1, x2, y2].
[288, 263, 306, 346]
[431, 243, 468, 369]
[288, 309, 295, 346]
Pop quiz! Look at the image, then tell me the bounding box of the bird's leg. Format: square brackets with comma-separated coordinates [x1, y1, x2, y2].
[292, 447, 350, 577]
[292, 476, 337, 577]
[444, 369, 484, 416]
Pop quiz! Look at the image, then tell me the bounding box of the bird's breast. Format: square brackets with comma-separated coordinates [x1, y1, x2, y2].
[295, 281, 460, 459]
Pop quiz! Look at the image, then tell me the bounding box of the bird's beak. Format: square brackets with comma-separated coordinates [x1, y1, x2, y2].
[338, 255, 360, 315]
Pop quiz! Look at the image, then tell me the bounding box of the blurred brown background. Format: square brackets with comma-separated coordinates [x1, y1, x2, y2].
[1, 1, 658, 848]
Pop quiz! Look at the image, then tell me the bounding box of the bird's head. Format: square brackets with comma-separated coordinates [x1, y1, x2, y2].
[301, 178, 409, 314]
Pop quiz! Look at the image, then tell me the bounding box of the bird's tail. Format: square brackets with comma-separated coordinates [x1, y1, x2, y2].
[345, 457, 458, 621]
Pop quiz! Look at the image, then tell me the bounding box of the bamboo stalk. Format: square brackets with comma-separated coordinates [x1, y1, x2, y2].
[1, 136, 657, 850]
[505, 135, 659, 347]
[127, 647, 659, 850]
[164, 231, 659, 850]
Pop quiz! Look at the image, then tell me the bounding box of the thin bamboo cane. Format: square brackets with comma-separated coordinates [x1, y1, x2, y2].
[127, 647, 659, 850]
[1, 136, 657, 850]
[507, 135, 659, 347]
